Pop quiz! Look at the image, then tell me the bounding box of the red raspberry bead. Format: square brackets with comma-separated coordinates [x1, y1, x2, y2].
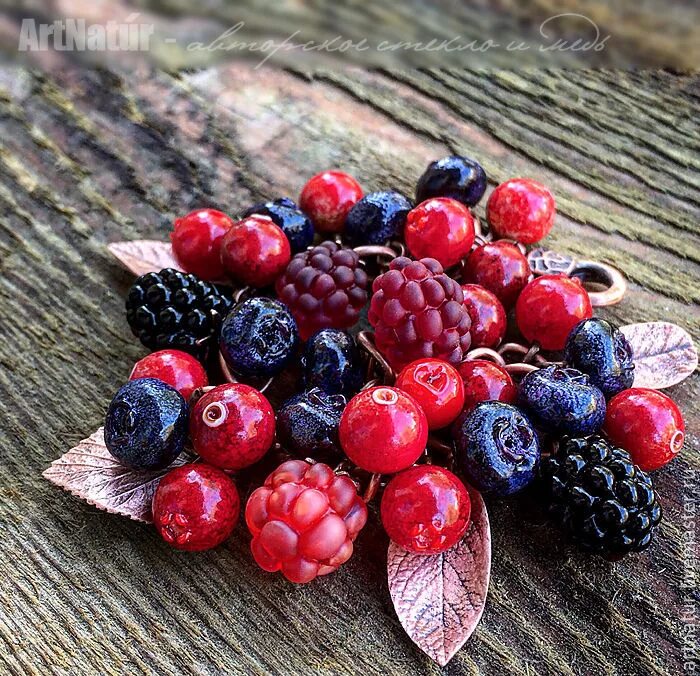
[515, 275, 592, 351]
[275, 241, 368, 341]
[339, 386, 428, 474]
[604, 388, 685, 471]
[462, 240, 532, 308]
[153, 464, 239, 551]
[395, 359, 465, 430]
[220, 215, 291, 287]
[191, 384, 275, 470]
[170, 208, 234, 281]
[130, 349, 208, 401]
[299, 170, 363, 233]
[381, 465, 471, 554]
[246, 460, 368, 583]
[368, 256, 471, 371]
[461, 284, 507, 348]
[457, 359, 517, 413]
[405, 197, 475, 269]
[486, 178, 556, 244]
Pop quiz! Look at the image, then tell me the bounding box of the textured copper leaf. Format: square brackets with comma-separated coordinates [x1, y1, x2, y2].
[620, 321, 698, 389]
[108, 240, 183, 276]
[387, 489, 491, 666]
[527, 248, 576, 276]
[43, 428, 192, 523]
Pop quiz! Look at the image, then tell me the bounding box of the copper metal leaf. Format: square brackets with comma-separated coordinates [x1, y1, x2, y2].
[387, 489, 491, 666]
[620, 321, 698, 389]
[108, 240, 183, 277]
[43, 427, 191, 523]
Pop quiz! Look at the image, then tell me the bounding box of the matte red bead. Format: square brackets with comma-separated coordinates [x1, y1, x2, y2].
[220, 215, 291, 287]
[457, 359, 517, 413]
[153, 464, 239, 551]
[515, 275, 592, 351]
[462, 240, 532, 308]
[170, 208, 234, 281]
[395, 359, 465, 430]
[299, 170, 363, 233]
[381, 465, 471, 554]
[461, 284, 507, 348]
[246, 460, 367, 583]
[339, 386, 428, 473]
[191, 384, 275, 470]
[486, 178, 555, 244]
[130, 349, 208, 401]
[405, 197, 475, 268]
[604, 388, 685, 471]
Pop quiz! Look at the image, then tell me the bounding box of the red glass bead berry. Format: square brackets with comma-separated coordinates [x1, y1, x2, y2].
[395, 359, 465, 430]
[299, 170, 363, 233]
[191, 384, 275, 470]
[246, 460, 368, 583]
[275, 241, 368, 341]
[486, 178, 556, 244]
[462, 240, 532, 308]
[461, 284, 507, 348]
[339, 386, 428, 474]
[153, 464, 240, 551]
[368, 257, 472, 371]
[405, 197, 475, 269]
[457, 359, 517, 413]
[170, 208, 234, 281]
[604, 388, 685, 471]
[381, 465, 471, 554]
[220, 214, 291, 288]
[515, 275, 592, 351]
[130, 349, 208, 401]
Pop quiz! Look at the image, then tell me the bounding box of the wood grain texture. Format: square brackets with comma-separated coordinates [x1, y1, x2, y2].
[0, 65, 697, 676]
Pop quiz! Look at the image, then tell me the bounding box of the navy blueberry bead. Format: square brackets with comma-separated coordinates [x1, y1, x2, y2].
[242, 198, 314, 253]
[344, 191, 412, 246]
[415, 155, 487, 207]
[302, 329, 363, 396]
[219, 297, 298, 379]
[104, 378, 189, 471]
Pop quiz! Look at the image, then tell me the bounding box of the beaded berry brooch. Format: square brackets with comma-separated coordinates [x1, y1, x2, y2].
[45, 158, 697, 666]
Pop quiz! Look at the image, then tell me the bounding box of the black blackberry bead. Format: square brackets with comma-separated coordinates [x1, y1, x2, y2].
[125, 268, 231, 356]
[542, 435, 662, 557]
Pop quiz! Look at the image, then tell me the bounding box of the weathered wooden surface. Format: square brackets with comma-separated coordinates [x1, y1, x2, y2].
[0, 66, 697, 676]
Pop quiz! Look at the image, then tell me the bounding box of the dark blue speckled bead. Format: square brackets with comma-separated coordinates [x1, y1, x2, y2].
[453, 401, 539, 496]
[564, 318, 634, 398]
[277, 388, 345, 459]
[302, 329, 363, 396]
[104, 378, 188, 471]
[344, 190, 413, 246]
[519, 365, 606, 437]
[242, 198, 314, 253]
[220, 297, 298, 379]
[415, 155, 487, 207]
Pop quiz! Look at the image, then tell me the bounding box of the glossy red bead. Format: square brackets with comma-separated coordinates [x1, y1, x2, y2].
[153, 464, 239, 551]
[462, 240, 532, 308]
[405, 197, 475, 268]
[339, 386, 428, 474]
[246, 460, 368, 583]
[220, 215, 291, 287]
[170, 208, 234, 281]
[191, 384, 275, 470]
[461, 284, 507, 348]
[381, 465, 471, 554]
[395, 359, 465, 430]
[604, 388, 685, 471]
[457, 359, 517, 413]
[130, 349, 208, 401]
[299, 170, 363, 233]
[515, 275, 592, 351]
[486, 178, 556, 244]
